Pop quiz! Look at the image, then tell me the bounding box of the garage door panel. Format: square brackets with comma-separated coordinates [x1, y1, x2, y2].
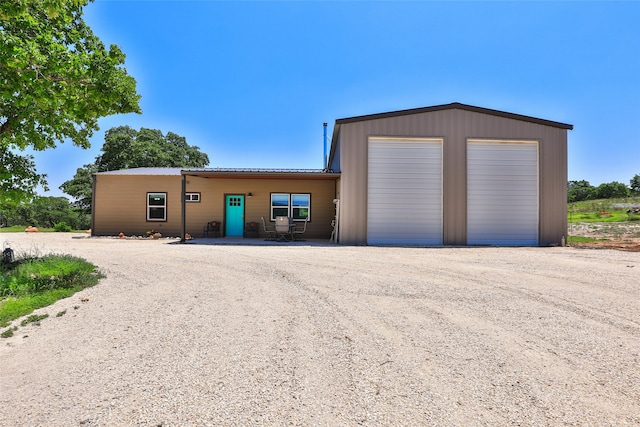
[467, 140, 539, 246]
[368, 138, 443, 245]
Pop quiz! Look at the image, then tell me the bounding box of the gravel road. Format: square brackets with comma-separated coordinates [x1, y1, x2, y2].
[1, 233, 639, 426]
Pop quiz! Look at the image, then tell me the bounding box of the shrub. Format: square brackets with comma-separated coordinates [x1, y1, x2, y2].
[54, 221, 73, 232]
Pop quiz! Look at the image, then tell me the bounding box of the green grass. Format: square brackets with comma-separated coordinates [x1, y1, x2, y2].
[0, 254, 103, 330]
[0, 226, 86, 232]
[0, 288, 83, 327]
[566, 235, 600, 243]
[568, 197, 640, 223]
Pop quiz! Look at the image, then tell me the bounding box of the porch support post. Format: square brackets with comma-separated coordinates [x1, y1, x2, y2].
[180, 173, 186, 243]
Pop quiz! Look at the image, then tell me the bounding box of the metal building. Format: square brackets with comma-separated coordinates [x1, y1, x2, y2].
[328, 102, 573, 246]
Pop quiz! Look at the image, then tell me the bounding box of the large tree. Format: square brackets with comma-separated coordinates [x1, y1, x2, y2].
[0, 0, 141, 204]
[95, 126, 210, 171]
[61, 126, 210, 210]
[567, 180, 595, 203]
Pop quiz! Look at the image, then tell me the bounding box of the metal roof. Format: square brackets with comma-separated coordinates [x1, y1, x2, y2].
[95, 167, 339, 178]
[95, 167, 183, 176]
[335, 102, 574, 130]
[183, 167, 327, 174]
[182, 168, 339, 179]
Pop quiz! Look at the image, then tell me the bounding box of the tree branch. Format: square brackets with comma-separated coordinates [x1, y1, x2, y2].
[0, 63, 97, 86]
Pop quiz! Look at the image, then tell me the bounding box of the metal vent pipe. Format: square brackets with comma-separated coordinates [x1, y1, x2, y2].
[323, 122, 328, 169]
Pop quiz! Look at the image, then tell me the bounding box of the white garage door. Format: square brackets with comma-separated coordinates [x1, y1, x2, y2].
[368, 137, 442, 245]
[467, 140, 539, 246]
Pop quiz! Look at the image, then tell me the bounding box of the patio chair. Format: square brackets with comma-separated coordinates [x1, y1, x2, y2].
[292, 217, 308, 241]
[261, 217, 276, 240]
[203, 220, 221, 238]
[245, 221, 259, 237]
[275, 216, 292, 241]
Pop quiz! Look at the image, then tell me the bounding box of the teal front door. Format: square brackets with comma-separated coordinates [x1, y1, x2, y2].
[225, 195, 245, 237]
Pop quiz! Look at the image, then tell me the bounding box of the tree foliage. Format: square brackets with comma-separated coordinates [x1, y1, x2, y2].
[631, 174, 640, 195]
[60, 126, 210, 210]
[0, 195, 90, 230]
[568, 178, 637, 203]
[0, 0, 141, 204]
[567, 180, 595, 203]
[0, 0, 141, 150]
[0, 147, 48, 206]
[595, 181, 630, 199]
[95, 126, 210, 171]
[58, 163, 97, 213]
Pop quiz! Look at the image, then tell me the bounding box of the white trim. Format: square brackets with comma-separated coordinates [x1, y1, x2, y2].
[185, 192, 200, 202]
[147, 192, 167, 221]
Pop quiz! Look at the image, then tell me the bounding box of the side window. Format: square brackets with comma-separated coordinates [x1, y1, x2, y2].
[147, 193, 166, 221]
[291, 194, 310, 220]
[271, 193, 290, 220]
[185, 193, 200, 202]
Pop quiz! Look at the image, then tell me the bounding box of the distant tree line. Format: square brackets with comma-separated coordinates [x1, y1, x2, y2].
[568, 174, 640, 203]
[0, 196, 90, 230]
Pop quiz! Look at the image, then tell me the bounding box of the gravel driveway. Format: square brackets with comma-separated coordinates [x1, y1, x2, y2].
[1, 233, 639, 426]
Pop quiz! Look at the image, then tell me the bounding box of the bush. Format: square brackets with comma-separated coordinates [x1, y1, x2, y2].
[53, 221, 73, 232]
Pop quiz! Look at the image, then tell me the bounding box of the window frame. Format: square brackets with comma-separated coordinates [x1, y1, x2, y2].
[270, 193, 290, 220]
[185, 192, 201, 203]
[270, 193, 310, 221]
[147, 192, 167, 221]
[291, 193, 310, 221]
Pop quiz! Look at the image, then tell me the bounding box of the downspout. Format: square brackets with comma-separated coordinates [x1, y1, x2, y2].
[91, 174, 97, 236]
[180, 173, 186, 243]
[323, 122, 328, 170]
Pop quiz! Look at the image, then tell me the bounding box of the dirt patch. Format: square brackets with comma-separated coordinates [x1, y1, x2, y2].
[568, 221, 640, 251]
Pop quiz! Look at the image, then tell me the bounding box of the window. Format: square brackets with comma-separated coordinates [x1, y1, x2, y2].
[147, 193, 166, 221]
[271, 193, 289, 219]
[185, 193, 200, 202]
[291, 194, 310, 220]
[270, 193, 310, 221]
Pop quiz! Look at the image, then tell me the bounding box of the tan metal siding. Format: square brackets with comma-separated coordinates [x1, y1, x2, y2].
[93, 175, 183, 236]
[184, 178, 336, 239]
[337, 108, 568, 246]
[93, 175, 337, 239]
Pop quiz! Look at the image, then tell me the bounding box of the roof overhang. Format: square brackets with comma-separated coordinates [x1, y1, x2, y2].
[181, 168, 340, 180]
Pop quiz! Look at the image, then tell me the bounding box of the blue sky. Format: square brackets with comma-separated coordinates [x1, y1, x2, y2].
[32, 0, 640, 197]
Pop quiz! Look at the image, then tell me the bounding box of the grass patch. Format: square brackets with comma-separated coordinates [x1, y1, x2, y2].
[0, 288, 81, 327]
[1, 327, 17, 338]
[0, 226, 86, 233]
[567, 236, 600, 243]
[20, 313, 49, 327]
[0, 254, 103, 329]
[568, 197, 640, 223]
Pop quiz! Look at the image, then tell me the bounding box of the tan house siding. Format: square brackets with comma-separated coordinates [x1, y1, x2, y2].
[93, 175, 183, 236]
[93, 173, 337, 239]
[184, 177, 337, 239]
[334, 107, 570, 246]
